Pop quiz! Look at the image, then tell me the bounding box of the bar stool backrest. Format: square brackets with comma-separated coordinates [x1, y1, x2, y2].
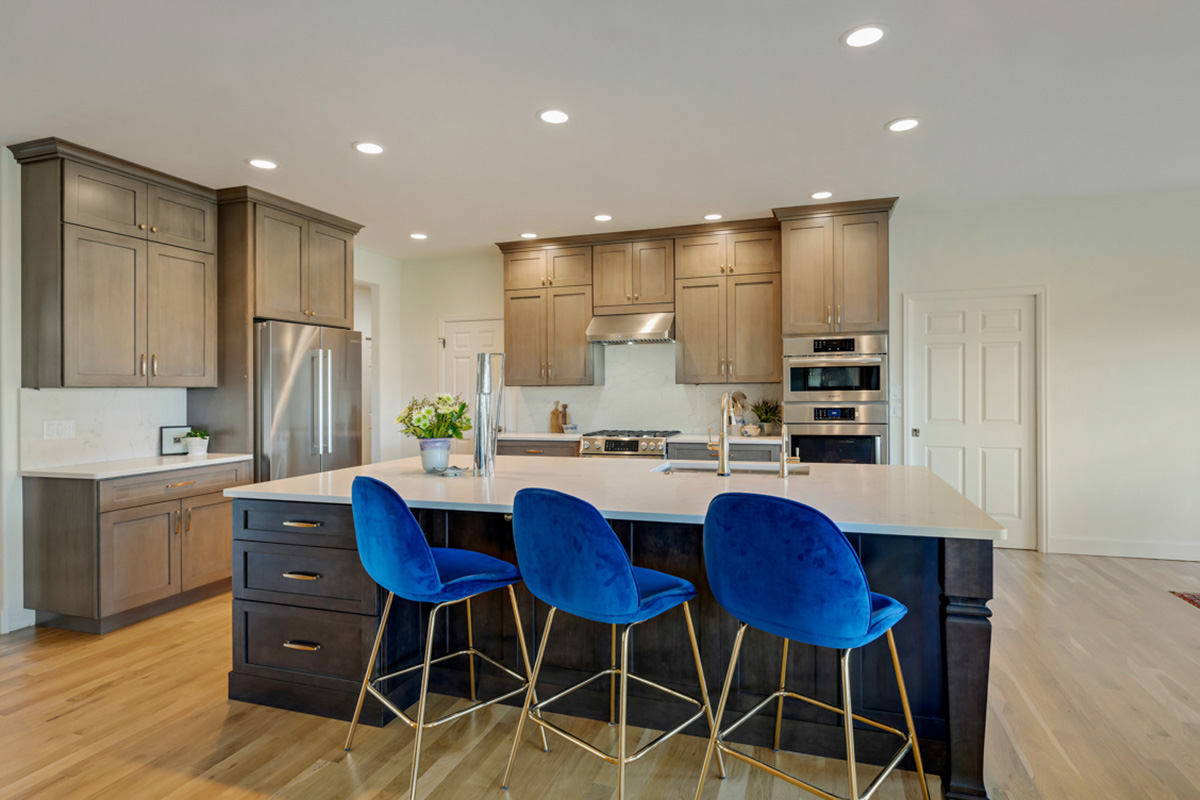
[704, 493, 872, 648]
[512, 488, 640, 621]
[351, 476, 442, 599]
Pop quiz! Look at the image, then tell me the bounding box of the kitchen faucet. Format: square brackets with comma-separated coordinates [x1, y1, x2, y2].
[707, 391, 745, 476]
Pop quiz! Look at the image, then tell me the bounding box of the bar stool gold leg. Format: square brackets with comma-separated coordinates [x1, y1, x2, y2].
[345, 591, 394, 751]
[505, 586, 548, 753]
[694, 622, 747, 800]
[840, 649, 859, 800]
[774, 638, 789, 751]
[683, 601, 725, 778]
[617, 623, 632, 800]
[886, 629, 931, 800]
[502, 607, 557, 789]
[409, 601, 445, 800]
[466, 597, 477, 703]
[609, 623, 617, 725]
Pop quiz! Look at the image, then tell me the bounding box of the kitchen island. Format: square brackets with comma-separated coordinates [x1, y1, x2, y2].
[225, 456, 1003, 800]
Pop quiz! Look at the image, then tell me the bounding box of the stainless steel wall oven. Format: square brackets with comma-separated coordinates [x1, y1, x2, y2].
[782, 333, 888, 404]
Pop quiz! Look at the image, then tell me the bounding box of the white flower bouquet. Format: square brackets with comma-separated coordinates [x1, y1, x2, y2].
[396, 394, 473, 440]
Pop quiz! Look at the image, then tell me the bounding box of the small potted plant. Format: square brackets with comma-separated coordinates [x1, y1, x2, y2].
[183, 428, 210, 457]
[750, 398, 782, 436]
[397, 394, 472, 474]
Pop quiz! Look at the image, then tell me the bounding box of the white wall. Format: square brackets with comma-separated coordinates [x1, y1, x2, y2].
[353, 249, 405, 462]
[0, 149, 27, 633]
[889, 189, 1200, 560]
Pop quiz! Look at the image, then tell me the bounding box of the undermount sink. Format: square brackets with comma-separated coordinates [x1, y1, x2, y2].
[651, 461, 808, 476]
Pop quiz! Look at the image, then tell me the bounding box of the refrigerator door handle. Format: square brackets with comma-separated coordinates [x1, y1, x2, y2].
[326, 348, 334, 456]
[311, 349, 324, 455]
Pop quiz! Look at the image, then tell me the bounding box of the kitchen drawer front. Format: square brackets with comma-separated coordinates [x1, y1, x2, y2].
[233, 499, 357, 548]
[232, 600, 376, 690]
[99, 462, 251, 512]
[667, 443, 780, 462]
[233, 540, 377, 614]
[496, 440, 579, 457]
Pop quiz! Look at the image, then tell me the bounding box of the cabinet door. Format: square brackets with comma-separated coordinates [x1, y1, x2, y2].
[546, 246, 592, 287]
[62, 225, 147, 387]
[147, 244, 217, 387]
[62, 161, 147, 239]
[181, 492, 233, 591]
[504, 289, 547, 385]
[632, 240, 674, 304]
[674, 277, 727, 383]
[147, 185, 217, 253]
[307, 223, 354, 328]
[593, 243, 633, 307]
[675, 234, 726, 279]
[504, 250, 547, 290]
[727, 273, 782, 383]
[99, 500, 182, 617]
[254, 205, 309, 323]
[728, 229, 781, 275]
[547, 286, 594, 386]
[781, 217, 834, 334]
[833, 212, 889, 332]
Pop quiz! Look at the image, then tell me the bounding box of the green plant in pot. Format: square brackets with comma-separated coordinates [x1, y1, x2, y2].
[750, 398, 782, 435]
[397, 394, 472, 474]
[183, 428, 210, 457]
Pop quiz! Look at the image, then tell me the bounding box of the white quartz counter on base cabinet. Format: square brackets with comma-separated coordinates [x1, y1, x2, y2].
[22, 453, 253, 480]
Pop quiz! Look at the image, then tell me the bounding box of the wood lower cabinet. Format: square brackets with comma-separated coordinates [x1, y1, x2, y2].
[675, 229, 780, 279]
[675, 274, 781, 384]
[504, 287, 599, 386]
[23, 461, 251, 634]
[495, 439, 580, 457]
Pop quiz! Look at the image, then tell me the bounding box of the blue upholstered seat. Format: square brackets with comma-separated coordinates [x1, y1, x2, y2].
[512, 488, 697, 624]
[704, 492, 907, 650]
[351, 476, 521, 603]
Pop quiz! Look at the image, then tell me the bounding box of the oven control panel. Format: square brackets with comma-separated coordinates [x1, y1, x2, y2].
[812, 338, 856, 353]
[813, 407, 857, 420]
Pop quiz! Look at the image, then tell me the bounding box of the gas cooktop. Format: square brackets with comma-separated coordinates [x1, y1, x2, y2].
[580, 430, 680, 457]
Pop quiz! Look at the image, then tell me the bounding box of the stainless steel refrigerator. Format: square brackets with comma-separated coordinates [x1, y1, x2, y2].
[256, 321, 362, 481]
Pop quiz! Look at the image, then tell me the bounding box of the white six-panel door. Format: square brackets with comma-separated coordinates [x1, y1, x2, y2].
[906, 294, 1038, 549]
[440, 318, 505, 455]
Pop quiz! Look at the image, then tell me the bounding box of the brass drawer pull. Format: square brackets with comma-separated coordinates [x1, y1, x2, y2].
[524, 449, 544, 454]
[282, 520, 322, 528]
[282, 641, 321, 652]
[165, 480, 196, 488]
[282, 571, 322, 581]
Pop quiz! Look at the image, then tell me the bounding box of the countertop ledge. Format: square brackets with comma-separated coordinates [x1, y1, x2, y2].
[22, 453, 253, 480]
[499, 432, 783, 446]
[225, 455, 1006, 541]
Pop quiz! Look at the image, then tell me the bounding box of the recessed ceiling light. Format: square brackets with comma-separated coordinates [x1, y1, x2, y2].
[354, 142, 384, 154]
[520, 233, 538, 239]
[704, 214, 723, 221]
[594, 214, 612, 222]
[841, 25, 885, 48]
[886, 117, 920, 132]
[811, 191, 833, 200]
[410, 233, 428, 240]
[539, 109, 569, 124]
[248, 159, 277, 169]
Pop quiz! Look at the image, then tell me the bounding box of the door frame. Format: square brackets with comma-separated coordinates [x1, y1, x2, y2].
[353, 280, 381, 463]
[437, 315, 516, 433]
[901, 286, 1049, 551]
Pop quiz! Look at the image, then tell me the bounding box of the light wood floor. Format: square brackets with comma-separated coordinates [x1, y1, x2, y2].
[2, 550, 1198, 800]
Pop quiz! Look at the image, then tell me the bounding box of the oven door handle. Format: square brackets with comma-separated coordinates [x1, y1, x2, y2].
[786, 356, 884, 366]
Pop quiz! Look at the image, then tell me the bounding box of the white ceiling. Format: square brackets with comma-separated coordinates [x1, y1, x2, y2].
[2, 0, 1198, 259]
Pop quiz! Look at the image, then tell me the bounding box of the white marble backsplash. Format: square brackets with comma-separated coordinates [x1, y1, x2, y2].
[20, 388, 188, 470]
[511, 344, 780, 434]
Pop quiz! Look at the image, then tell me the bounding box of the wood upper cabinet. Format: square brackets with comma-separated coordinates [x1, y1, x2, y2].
[99, 500, 182, 617]
[675, 273, 781, 384]
[781, 209, 889, 334]
[593, 243, 633, 306]
[594, 240, 674, 311]
[547, 286, 594, 385]
[504, 250, 547, 290]
[632, 240, 674, 304]
[181, 492, 234, 591]
[504, 289, 547, 385]
[675, 230, 780, 279]
[147, 185, 217, 253]
[62, 161, 148, 239]
[147, 244, 217, 387]
[307, 223, 354, 327]
[255, 205, 309, 324]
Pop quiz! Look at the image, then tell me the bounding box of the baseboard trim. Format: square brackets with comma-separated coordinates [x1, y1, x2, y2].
[1050, 538, 1200, 562]
[0, 608, 36, 634]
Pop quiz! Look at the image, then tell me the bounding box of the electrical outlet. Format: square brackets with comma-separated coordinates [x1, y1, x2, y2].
[890, 386, 901, 401]
[891, 403, 902, 418]
[43, 420, 76, 440]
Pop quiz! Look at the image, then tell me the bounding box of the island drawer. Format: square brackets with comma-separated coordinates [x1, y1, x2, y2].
[233, 541, 377, 614]
[232, 600, 377, 690]
[496, 440, 579, 457]
[99, 462, 251, 512]
[233, 499, 356, 548]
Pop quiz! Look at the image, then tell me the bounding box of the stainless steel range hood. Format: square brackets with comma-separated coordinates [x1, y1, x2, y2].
[585, 312, 675, 344]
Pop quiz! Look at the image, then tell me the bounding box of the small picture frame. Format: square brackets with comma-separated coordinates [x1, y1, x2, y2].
[160, 425, 192, 456]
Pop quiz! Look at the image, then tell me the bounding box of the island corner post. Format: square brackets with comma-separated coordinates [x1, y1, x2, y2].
[227, 497, 995, 800]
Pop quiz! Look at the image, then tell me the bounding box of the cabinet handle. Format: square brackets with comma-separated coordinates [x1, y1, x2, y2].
[185, 508, 192, 531]
[174, 511, 181, 535]
[139, 223, 147, 231]
[626, 294, 631, 300]
[719, 266, 725, 273]
[524, 449, 544, 454]
[634, 293, 639, 300]
[282, 571, 322, 581]
[282, 641, 322, 652]
[150, 226, 159, 233]
[547, 364, 553, 379]
[836, 304, 842, 328]
[728, 266, 734, 273]
[152, 354, 158, 377]
[165, 480, 196, 488]
[540, 363, 545, 378]
[827, 305, 832, 326]
[282, 520, 322, 528]
[541, 279, 545, 286]
[140, 354, 147, 376]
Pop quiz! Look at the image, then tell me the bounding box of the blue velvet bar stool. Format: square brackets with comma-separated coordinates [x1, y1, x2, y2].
[695, 493, 930, 800]
[502, 487, 725, 800]
[344, 476, 547, 799]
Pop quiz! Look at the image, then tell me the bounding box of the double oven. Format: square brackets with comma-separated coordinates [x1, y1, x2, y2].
[782, 333, 889, 465]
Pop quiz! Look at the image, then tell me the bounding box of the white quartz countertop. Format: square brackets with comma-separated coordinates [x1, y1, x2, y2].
[225, 455, 1005, 541]
[23, 453, 253, 480]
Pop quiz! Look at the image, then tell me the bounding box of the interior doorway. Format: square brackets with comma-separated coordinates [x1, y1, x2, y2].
[904, 289, 1045, 550]
[354, 282, 379, 464]
[439, 317, 509, 455]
